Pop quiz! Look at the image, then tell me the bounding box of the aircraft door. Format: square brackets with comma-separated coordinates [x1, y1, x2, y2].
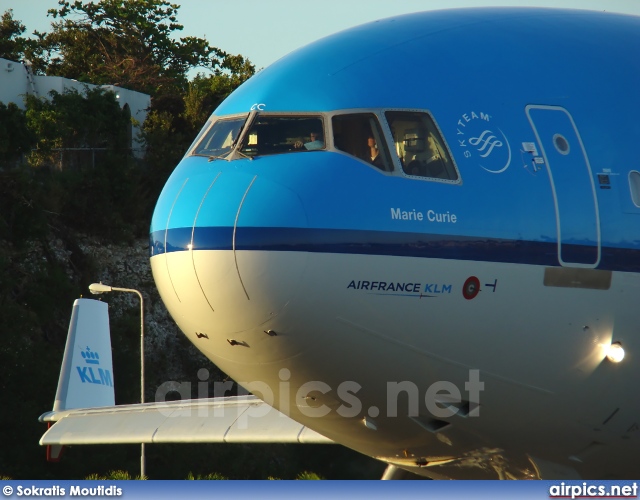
[526, 105, 601, 267]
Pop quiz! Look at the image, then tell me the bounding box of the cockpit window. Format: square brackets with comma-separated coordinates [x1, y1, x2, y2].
[332, 113, 392, 172]
[191, 117, 245, 157]
[385, 111, 458, 181]
[239, 116, 324, 157]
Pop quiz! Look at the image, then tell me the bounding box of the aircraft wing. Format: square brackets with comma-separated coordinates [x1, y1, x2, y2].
[40, 299, 331, 454]
[39, 395, 332, 445]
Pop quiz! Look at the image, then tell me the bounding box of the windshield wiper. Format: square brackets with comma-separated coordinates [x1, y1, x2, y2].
[209, 149, 253, 162]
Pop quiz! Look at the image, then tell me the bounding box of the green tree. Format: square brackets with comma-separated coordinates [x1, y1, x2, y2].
[182, 54, 256, 128]
[41, 0, 226, 95]
[0, 102, 34, 165]
[0, 9, 28, 61]
[24, 87, 130, 168]
[21, 87, 148, 240]
[0, 9, 47, 72]
[209, 54, 256, 106]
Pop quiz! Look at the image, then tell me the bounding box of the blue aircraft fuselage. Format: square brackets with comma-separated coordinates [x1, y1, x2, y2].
[149, 8, 640, 479]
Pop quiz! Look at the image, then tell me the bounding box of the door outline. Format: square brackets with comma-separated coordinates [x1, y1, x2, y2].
[526, 105, 601, 268]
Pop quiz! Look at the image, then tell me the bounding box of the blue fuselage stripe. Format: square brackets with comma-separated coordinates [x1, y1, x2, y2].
[150, 227, 640, 273]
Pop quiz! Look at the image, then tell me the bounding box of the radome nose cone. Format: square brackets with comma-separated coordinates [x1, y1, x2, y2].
[190, 172, 308, 323]
[151, 167, 308, 354]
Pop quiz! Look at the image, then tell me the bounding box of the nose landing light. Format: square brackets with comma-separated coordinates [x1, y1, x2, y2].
[606, 342, 625, 363]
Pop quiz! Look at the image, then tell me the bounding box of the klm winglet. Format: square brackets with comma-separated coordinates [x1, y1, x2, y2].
[53, 298, 115, 412]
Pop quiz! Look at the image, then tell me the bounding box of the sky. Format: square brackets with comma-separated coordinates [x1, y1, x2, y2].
[5, 0, 640, 71]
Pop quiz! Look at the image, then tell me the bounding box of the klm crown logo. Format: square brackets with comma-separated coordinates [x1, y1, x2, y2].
[76, 346, 113, 387]
[81, 346, 100, 365]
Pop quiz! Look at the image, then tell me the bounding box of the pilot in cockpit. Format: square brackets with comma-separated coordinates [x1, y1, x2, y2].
[294, 130, 324, 150]
[367, 135, 384, 169]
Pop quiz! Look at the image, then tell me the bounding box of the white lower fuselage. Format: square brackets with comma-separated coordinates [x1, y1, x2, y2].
[151, 248, 640, 479]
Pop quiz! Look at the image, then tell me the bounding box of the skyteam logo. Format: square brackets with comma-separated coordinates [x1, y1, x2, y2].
[456, 111, 512, 174]
[76, 346, 113, 387]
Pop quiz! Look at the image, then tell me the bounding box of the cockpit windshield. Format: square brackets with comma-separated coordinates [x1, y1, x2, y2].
[190, 115, 325, 159]
[239, 116, 324, 157]
[190, 117, 245, 157]
[188, 110, 459, 182]
[385, 111, 458, 181]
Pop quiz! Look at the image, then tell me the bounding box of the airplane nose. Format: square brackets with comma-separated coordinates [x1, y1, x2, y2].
[150, 166, 308, 362]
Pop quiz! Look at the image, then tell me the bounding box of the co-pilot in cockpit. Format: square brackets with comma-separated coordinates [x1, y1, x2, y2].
[385, 111, 456, 180]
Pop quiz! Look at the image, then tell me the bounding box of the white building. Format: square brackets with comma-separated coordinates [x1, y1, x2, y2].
[0, 57, 150, 157]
